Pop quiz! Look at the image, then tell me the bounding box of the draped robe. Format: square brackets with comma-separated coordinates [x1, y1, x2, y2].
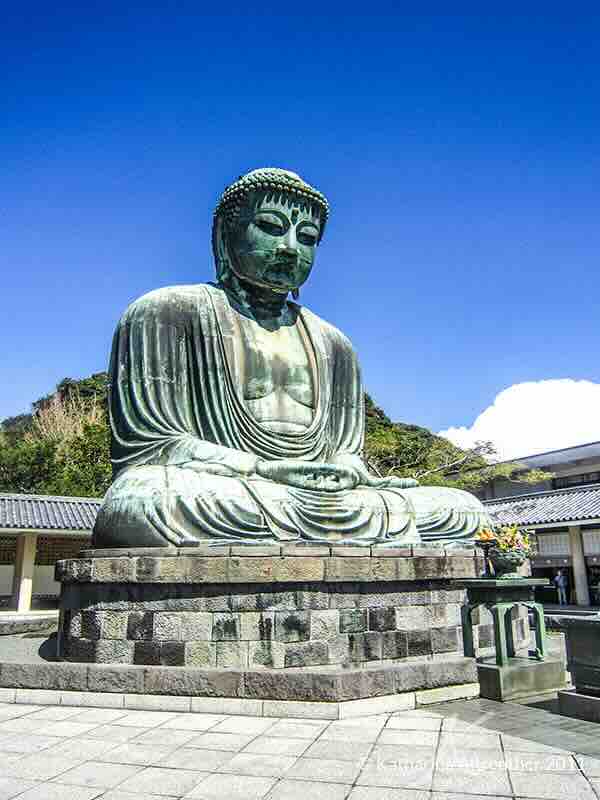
[92, 284, 489, 547]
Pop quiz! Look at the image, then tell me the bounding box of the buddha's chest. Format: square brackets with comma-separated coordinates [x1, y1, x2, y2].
[233, 316, 315, 432]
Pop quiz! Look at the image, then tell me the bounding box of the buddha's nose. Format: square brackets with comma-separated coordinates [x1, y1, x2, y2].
[277, 228, 298, 257]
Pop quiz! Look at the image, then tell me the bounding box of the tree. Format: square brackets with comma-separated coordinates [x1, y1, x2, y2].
[363, 394, 550, 492]
[0, 374, 111, 497]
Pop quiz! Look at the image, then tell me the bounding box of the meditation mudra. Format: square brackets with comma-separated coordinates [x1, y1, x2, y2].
[93, 168, 488, 548]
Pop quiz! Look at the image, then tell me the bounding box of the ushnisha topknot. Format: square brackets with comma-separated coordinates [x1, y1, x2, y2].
[214, 167, 329, 241]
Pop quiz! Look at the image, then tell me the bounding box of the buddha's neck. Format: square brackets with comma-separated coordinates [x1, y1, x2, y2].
[221, 273, 290, 322]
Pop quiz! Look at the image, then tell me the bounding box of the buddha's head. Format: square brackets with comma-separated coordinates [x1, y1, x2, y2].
[212, 168, 329, 297]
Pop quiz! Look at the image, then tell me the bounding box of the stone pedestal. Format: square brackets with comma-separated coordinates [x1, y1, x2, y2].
[52, 544, 483, 702]
[556, 616, 600, 721]
[478, 658, 566, 703]
[457, 577, 566, 702]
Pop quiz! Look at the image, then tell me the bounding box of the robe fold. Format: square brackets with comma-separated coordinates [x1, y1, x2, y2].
[93, 283, 489, 547]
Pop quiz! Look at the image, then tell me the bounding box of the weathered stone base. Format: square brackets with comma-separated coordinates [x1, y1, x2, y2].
[477, 658, 566, 702]
[57, 547, 482, 670]
[558, 688, 600, 723]
[0, 654, 477, 704]
[0, 678, 480, 719]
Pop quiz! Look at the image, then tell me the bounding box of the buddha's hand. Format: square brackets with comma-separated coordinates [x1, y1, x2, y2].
[330, 454, 419, 490]
[255, 459, 357, 492]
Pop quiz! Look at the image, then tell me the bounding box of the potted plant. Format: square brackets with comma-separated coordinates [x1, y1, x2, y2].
[476, 525, 533, 579]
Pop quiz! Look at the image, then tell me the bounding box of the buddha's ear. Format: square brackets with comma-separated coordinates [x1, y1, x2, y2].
[212, 214, 232, 282]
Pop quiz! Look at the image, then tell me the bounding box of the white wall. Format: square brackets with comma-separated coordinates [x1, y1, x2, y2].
[0, 565, 59, 598]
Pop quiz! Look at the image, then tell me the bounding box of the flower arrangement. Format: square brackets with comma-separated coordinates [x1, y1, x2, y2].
[476, 525, 534, 578]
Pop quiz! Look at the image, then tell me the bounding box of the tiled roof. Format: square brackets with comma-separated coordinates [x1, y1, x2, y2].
[0, 494, 100, 532]
[484, 484, 600, 526]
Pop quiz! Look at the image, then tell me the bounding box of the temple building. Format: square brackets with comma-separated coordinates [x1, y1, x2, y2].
[0, 494, 98, 613]
[483, 441, 600, 607]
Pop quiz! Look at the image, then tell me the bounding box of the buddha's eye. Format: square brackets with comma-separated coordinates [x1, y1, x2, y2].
[297, 225, 319, 247]
[254, 213, 286, 236]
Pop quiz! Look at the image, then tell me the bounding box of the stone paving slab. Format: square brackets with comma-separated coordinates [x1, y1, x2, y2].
[0, 697, 598, 798]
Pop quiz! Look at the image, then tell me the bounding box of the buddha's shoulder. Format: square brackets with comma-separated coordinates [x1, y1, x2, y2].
[119, 283, 218, 323]
[298, 305, 356, 355]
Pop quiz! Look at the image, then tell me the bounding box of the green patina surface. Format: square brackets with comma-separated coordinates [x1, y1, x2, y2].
[93, 168, 490, 548]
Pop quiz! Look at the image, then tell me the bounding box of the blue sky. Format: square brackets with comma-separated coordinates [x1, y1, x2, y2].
[3, 6, 600, 451]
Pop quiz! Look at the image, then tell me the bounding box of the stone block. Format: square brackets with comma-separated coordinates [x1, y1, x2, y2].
[339, 609, 367, 633]
[284, 641, 329, 668]
[369, 607, 396, 631]
[55, 558, 92, 583]
[326, 557, 371, 582]
[558, 689, 600, 723]
[275, 610, 310, 642]
[331, 546, 370, 557]
[95, 640, 134, 664]
[92, 557, 134, 582]
[124, 692, 191, 712]
[101, 611, 129, 639]
[382, 631, 408, 660]
[395, 606, 430, 631]
[334, 666, 391, 700]
[254, 589, 296, 612]
[431, 588, 465, 604]
[392, 661, 430, 692]
[133, 642, 162, 665]
[310, 610, 339, 640]
[0, 662, 89, 691]
[68, 611, 82, 637]
[347, 632, 382, 662]
[159, 641, 186, 666]
[60, 689, 125, 708]
[412, 556, 445, 579]
[328, 584, 361, 609]
[370, 546, 413, 557]
[212, 613, 241, 641]
[143, 667, 243, 697]
[88, 664, 145, 694]
[273, 557, 325, 582]
[416, 682, 480, 705]
[240, 611, 274, 641]
[442, 556, 477, 578]
[407, 629, 433, 657]
[216, 641, 249, 669]
[66, 638, 97, 663]
[339, 692, 416, 718]
[395, 559, 417, 581]
[127, 611, 154, 640]
[228, 557, 274, 583]
[281, 545, 331, 557]
[424, 656, 478, 689]
[80, 611, 102, 640]
[431, 626, 460, 654]
[190, 697, 263, 715]
[184, 641, 217, 667]
[153, 612, 182, 641]
[477, 658, 565, 702]
[230, 545, 282, 557]
[369, 558, 398, 581]
[187, 557, 228, 582]
[292, 588, 329, 610]
[180, 612, 212, 641]
[249, 641, 286, 669]
[327, 636, 351, 666]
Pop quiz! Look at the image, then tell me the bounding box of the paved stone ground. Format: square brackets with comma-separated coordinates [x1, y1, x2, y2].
[0, 697, 599, 799]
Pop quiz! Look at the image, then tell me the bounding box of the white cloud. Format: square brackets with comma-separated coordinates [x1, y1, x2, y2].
[439, 379, 600, 461]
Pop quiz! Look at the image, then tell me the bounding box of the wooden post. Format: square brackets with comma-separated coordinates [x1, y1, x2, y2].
[11, 534, 38, 613]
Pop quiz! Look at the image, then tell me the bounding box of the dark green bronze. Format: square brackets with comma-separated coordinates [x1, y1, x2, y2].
[458, 578, 549, 667]
[93, 168, 490, 548]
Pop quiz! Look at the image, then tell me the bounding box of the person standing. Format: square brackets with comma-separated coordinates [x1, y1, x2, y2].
[554, 569, 568, 606]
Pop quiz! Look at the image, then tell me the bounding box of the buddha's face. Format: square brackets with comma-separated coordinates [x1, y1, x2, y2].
[227, 192, 321, 294]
